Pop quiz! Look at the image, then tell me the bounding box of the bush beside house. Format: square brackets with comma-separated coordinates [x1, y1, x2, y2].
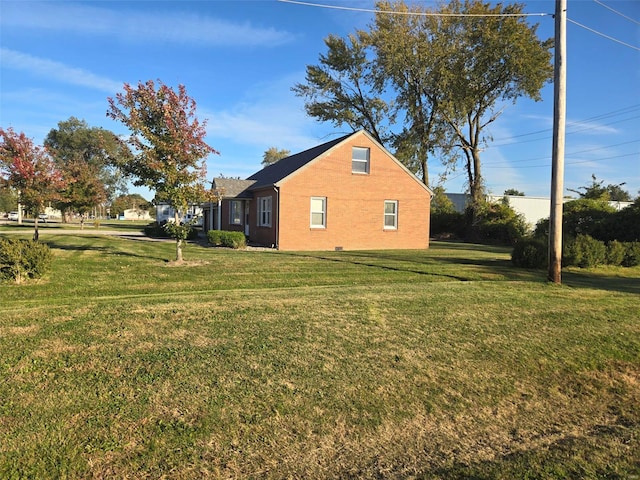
[430, 197, 528, 246]
[207, 230, 246, 249]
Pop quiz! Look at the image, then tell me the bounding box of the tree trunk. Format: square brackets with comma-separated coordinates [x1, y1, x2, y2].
[419, 150, 428, 186]
[470, 147, 484, 208]
[33, 217, 39, 242]
[176, 239, 184, 262]
[174, 210, 183, 262]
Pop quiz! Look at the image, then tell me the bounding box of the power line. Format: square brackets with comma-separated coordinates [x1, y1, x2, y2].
[567, 17, 640, 51]
[484, 151, 638, 169]
[489, 114, 640, 148]
[490, 104, 640, 143]
[593, 0, 640, 26]
[483, 139, 640, 166]
[277, 0, 551, 17]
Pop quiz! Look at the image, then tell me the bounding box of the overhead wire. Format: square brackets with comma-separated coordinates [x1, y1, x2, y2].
[277, 0, 551, 17]
[567, 18, 640, 52]
[484, 139, 640, 167]
[593, 0, 640, 26]
[491, 104, 640, 143]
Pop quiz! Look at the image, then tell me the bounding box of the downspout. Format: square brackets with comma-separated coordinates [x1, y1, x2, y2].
[273, 186, 279, 249]
[217, 198, 222, 230]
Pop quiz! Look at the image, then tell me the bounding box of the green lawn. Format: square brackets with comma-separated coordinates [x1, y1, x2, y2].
[1, 234, 638, 479]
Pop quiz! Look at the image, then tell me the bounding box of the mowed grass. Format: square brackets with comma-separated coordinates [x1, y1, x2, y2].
[0, 233, 638, 479]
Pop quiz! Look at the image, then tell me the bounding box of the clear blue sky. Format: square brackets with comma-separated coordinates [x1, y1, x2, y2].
[1, 0, 639, 201]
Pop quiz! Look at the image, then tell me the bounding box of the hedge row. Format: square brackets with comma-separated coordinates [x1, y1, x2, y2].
[207, 230, 247, 249]
[0, 238, 52, 283]
[512, 235, 640, 269]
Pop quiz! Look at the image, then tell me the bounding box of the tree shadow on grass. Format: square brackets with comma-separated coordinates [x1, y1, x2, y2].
[563, 270, 640, 295]
[279, 249, 545, 283]
[42, 237, 169, 262]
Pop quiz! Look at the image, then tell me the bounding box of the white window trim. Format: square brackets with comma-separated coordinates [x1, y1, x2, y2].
[352, 146, 370, 174]
[310, 196, 327, 229]
[229, 200, 243, 225]
[384, 200, 398, 230]
[258, 196, 272, 227]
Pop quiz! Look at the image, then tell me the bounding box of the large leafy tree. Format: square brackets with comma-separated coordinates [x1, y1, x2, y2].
[366, 1, 455, 186]
[44, 117, 130, 222]
[294, 0, 553, 213]
[107, 79, 218, 262]
[0, 127, 65, 240]
[292, 33, 391, 147]
[262, 147, 290, 166]
[110, 193, 151, 218]
[432, 0, 553, 212]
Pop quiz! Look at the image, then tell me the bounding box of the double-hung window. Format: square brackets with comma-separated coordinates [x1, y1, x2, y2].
[310, 197, 326, 228]
[229, 200, 242, 225]
[384, 200, 398, 229]
[257, 196, 272, 227]
[352, 147, 370, 174]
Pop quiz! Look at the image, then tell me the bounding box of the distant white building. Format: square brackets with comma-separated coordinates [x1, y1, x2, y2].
[119, 209, 152, 221]
[155, 203, 203, 226]
[445, 193, 632, 228]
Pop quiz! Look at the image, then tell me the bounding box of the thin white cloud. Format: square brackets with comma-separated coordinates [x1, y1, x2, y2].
[1, 48, 122, 93]
[1, 2, 295, 47]
[203, 73, 331, 152]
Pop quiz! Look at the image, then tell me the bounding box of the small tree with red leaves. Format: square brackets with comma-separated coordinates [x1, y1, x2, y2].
[107, 80, 218, 262]
[0, 128, 65, 241]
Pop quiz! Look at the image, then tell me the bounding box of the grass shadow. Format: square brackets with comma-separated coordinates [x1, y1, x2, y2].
[282, 251, 472, 281]
[43, 237, 169, 262]
[563, 270, 640, 295]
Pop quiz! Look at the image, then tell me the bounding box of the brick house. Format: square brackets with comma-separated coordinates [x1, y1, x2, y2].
[202, 130, 432, 251]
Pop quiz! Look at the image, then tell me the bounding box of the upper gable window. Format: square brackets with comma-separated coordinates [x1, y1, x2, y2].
[352, 147, 370, 174]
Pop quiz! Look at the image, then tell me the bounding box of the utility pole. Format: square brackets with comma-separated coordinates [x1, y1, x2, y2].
[548, 0, 567, 284]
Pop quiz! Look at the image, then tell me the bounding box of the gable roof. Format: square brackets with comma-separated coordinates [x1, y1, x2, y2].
[213, 130, 432, 198]
[212, 177, 256, 199]
[246, 133, 352, 189]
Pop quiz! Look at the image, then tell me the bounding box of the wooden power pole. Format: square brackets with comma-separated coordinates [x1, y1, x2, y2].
[548, 0, 567, 284]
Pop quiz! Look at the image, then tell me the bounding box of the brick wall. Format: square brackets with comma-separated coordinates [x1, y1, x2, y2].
[276, 133, 430, 251]
[248, 189, 278, 248]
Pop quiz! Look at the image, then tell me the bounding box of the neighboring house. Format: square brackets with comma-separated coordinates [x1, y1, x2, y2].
[119, 208, 152, 221]
[445, 193, 632, 228]
[203, 130, 433, 251]
[155, 203, 203, 226]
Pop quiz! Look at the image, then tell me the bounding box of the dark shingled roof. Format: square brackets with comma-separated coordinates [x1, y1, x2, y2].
[246, 133, 352, 189]
[211, 177, 256, 198]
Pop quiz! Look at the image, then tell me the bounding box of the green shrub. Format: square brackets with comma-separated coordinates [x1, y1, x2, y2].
[564, 234, 606, 268]
[511, 237, 547, 269]
[605, 240, 626, 266]
[622, 242, 640, 267]
[0, 238, 52, 283]
[469, 201, 529, 246]
[430, 211, 466, 239]
[207, 230, 246, 249]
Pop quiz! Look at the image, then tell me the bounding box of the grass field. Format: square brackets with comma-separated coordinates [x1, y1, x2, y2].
[1, 233, 638, 479]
